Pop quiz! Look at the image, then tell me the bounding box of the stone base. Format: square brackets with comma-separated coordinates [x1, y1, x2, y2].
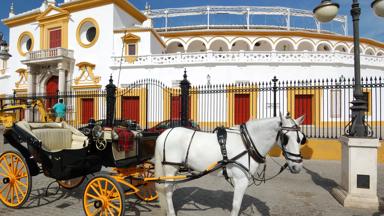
[331, 186, 379, 210]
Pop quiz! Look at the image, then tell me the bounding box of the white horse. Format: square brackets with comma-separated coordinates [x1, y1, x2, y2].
[154, 114, 306, 216]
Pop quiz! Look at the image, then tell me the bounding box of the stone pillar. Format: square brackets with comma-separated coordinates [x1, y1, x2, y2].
[58, 62, 66, 93]
[331, 136, 381, 210]
[26, 66, 37, 121]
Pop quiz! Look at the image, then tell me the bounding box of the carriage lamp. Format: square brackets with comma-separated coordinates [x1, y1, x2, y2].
[314, 0, 384, 137]
[0, 32, 11, 61]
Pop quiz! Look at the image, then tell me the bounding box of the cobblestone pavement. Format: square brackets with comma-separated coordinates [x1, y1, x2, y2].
[1, 144, 384, 216]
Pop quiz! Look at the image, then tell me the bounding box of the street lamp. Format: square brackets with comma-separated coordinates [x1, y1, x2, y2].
[0, 32, 11, 61]
[313, 0, 384, 137]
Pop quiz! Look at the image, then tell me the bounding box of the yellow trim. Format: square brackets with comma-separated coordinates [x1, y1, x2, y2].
[76, 18, 100, 48]
[115, 28, 166, 48]
[2, 12, 40, 27]
[72, 85, 102, 89]
[61, 0, 147, 22]
[363, 88, 372, 116]
[17, 31, 34, 56]
[36, 5, 69, 22]
[15, 68, 28, 89]
[38, 6, 69, 49]
[122, 33, 140, 63]
[74, 62, 101, 85]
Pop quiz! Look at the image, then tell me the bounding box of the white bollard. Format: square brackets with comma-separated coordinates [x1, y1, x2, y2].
[331, 136, 381, 210]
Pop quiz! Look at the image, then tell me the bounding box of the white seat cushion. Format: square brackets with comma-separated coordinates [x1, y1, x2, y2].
[32, 128, 72, 152]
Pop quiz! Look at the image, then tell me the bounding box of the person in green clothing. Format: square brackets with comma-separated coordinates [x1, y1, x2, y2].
[52, 98, 66, 122]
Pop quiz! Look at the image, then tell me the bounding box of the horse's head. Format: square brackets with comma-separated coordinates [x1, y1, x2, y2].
[277, 113, 307, 174]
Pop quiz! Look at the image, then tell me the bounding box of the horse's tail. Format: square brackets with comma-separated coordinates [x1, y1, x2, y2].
[154, 132, 167, 214]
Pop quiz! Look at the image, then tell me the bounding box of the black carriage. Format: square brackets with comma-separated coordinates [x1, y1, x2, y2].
[0, 119, 158, 210]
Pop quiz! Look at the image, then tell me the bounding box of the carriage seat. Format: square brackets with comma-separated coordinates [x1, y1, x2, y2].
[16, 121, 88, 153]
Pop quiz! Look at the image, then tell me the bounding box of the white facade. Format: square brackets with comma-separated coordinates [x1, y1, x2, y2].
[0, 1, 383, 95]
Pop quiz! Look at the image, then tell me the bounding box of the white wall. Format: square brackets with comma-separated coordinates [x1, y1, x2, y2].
[0, 22, 41, 94]
[68, 4, 115, 87]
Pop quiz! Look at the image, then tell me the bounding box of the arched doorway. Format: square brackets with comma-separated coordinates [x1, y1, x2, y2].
[46, 76, 58, 109]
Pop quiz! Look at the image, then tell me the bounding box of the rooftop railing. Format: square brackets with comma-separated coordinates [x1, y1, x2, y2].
[146, 6, 348, 35]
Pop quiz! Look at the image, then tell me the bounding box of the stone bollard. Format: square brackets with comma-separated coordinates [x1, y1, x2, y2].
[0, 123, 4, 154]
[331, 136, 381, 210]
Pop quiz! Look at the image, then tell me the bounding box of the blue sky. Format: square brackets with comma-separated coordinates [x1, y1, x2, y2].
[1, 0, 384, 42]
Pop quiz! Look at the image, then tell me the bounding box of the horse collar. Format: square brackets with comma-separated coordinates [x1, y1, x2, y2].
[240, 124, 266, 164]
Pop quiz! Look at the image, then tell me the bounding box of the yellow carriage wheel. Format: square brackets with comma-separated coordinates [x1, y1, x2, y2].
[0, 151, 32, 208]
[57, 176, 86, 189]
[83, 175, 125, 216]
[132, 161, 158, 201]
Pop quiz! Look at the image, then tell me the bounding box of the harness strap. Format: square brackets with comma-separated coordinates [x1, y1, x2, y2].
[182, 130, 197, 170]
[215, 126, 231, 183]
[240, 124, 266, 163]
[162, 128, 175, 164]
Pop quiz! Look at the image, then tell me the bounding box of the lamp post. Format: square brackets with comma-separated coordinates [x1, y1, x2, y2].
[0, 32, 11, 61]
[314, 0, 384, 137]
[313, 0, 384, 209]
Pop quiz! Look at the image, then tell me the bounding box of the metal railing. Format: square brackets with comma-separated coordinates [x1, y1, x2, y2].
[1, 75, 383, 140]
[147, 6, 348, 35]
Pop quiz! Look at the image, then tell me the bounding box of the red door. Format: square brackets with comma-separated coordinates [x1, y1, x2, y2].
[49, 29, 62, 48]
[82, 98, 94, 124]
[122, 96, 140, 122]
[46, 76, 58, 109]
[234, 94, 250, 125]
[295, 95, 313, 125]
[171, 96, 191, 119]
[171, 96, 181, 119]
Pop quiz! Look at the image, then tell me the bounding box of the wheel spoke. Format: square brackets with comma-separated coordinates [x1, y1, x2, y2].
[15, 179, 28, 189]
[0, 183, 10, 193]
[5, 184, 12, 202]
[16, 164, 26, 177]
[13, 182, 21, 204]
[17, 174, 28, 180]
[109, 203, 120, 212]
[4, 156, 12, 174]
[104, 181, 109, 197]
[10, 185, 14, 203]
[104, 209, 108, 216]
[86, 193, 103, 201]
[97, 180, 104, 196]
[90, 184, 102, 197]
[0, 163, 10, 176]
[107, 207, 114, 216]
[91, 208, 101, 216]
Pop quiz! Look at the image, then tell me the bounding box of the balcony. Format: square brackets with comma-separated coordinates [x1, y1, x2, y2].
[111, 51, 384, 69]
[22, 48, 74, 65]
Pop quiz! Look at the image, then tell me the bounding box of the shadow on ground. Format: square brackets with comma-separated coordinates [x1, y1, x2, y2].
[303, 166, 338, 192]
[172, 187, 270, 216]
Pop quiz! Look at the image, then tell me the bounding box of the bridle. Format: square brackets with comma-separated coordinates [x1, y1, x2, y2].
[276, 118, 307, 164]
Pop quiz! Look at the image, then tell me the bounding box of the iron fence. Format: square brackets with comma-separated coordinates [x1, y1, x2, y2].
[1, 75, 383, 140]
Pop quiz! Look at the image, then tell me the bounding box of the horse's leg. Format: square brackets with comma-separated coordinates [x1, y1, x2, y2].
[163, 165, 179, 216]
[230, 174, 249, 216]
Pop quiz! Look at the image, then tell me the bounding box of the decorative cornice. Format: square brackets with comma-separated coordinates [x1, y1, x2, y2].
[115, 28, 166, 48]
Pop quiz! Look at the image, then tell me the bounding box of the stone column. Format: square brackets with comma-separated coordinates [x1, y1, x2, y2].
[331, 136, 381, 210]
[58, 62, 67, 94]
[26, 66, 37, 121]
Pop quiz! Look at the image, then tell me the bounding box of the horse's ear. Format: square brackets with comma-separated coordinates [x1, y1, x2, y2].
[295, 115, 305, 125]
